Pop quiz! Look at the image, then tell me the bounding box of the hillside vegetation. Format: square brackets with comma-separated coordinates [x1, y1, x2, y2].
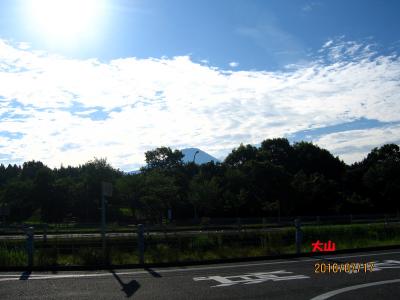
[0, 138, 399, 223]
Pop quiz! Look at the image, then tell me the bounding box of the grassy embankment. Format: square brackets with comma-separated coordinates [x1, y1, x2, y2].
[0, 222, 399, 267]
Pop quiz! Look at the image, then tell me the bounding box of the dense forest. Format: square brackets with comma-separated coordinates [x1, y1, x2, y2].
[0, 138, 399, 223]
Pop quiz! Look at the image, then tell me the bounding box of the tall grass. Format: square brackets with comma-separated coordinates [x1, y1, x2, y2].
[0, 244, 26, 267]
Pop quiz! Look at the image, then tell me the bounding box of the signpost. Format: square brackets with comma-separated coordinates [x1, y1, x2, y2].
[101, 182, 112, 264]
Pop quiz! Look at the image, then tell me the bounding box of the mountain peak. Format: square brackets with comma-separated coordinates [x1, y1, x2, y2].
[127, 147, 219, 173]
[181, 148, 219, 164]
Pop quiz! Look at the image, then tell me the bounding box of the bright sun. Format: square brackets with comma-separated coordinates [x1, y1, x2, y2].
[27, 0, 105, 43]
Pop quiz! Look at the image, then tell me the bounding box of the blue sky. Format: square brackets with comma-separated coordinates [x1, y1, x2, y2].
[0, 0, 400, 170]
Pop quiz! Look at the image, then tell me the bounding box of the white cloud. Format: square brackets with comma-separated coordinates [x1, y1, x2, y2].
[322, 40, 333, 49]
[302, 2, 321, 12]
[229, 61, 239, 68]
[17, 42, 31, 50]
[0, 38, 399, 170]
[314, 124, 400, 164]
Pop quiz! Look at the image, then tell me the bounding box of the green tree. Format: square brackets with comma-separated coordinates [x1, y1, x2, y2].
[291, 171, 342, 215]
[293, 142, 345, 180]
[33, 168, 57, 222]
[188, 175, 220, 219]
[346, 144, 400, 213]
[78, 158, 121, 222]
[221, 168, 249, 216]
[0, 164, 6, 186]
[115, 174, 145, 221]
[52, 177, 79, 222]
[140, 170, 179, 223]
[258, 138, 294, 171]
[143, 147, 183, 171]
[244, 160, 291, 216]
[21, 160, 46, 180]
[225, 144, 258, 167]
[362, 157, 400, 212]
[1, 179, 34, 222]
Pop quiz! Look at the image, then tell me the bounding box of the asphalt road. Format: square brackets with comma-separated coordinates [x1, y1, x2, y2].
[1, 249, 400, 299]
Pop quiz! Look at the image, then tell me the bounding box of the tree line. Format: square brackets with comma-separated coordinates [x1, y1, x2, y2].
[0, 138, 399, 223]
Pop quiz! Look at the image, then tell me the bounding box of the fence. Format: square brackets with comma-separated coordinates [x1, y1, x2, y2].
[1, 214, 400, 268]
[1, 213, 399, 235]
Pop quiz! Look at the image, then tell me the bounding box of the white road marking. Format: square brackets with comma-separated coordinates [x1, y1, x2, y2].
[373, 260, 400, 270]
[194, 270, 309, 287]
[0, 250, 399, 282]
[310, 278, 400, 300]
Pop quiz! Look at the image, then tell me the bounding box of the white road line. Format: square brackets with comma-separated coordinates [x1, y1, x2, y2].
[0, 250, 399, 282]
[310, 278, 400, 300]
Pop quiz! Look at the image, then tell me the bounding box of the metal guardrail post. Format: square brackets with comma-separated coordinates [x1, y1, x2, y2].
[43, 224, 47, 243]
[237, 217, 242, 231]
[138, 224, 145, 265]
[295, 219, 302, 255]
[26, 226, 34, 268]
[101, 193, 107, 264]
[101, 182, 113, 265]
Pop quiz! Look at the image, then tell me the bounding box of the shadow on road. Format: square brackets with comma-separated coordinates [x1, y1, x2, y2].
[145, 267, 162, 278]
[19, 271, 31, 280]
[110, 270, 140, 298]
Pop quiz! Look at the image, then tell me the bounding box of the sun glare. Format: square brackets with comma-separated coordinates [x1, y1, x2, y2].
[27, 0, 105, 44]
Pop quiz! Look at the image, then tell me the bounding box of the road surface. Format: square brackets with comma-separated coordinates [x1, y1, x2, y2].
[1, 249, 400, 299]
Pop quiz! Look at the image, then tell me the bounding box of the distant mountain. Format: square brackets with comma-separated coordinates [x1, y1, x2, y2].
[181, 148, 220, 164]
[127, 148, 219, 173]
[127, 170, 141, 175]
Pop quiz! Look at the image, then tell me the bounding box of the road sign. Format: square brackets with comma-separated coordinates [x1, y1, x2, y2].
[102, 182, 113, 197]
